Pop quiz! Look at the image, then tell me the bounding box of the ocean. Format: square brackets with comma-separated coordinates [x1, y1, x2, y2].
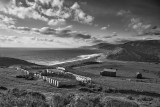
[0, 48, 101, 65]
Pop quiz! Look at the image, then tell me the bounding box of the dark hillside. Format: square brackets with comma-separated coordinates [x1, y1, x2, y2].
[85, 40, 160, 62]
[0, 57, 39, 67]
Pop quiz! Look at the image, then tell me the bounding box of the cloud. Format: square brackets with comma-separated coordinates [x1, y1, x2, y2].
[143, 26, 160, 36]
[31, 27, 39, 32]
[0, 0, 48, 21]
[0, 14, 16, 27]
[115, 38, 133, 44]
[38, 27, 55, 34]
[117, 10, 130, 16]
[80, 2, 87, 5]
[0, 0, 94, 26]
[63, 25, 73, 29]
[0, 35, 18, 42]
[31, 37, 54, 42]
[91, 37, 104, 44]
[70, 2, 80, 10]
[54, 29, 92, 39]
[101, 27, 107, 30]
[48, 19, 66, 26]
[128, 18, 151, 35]
[7, 24, 92, 40]
[111, 32, 118, 36]
[8, 26, 32, 34]
[74, 34, 91, 39]
[16, 27, 31, 31]
[105, 32, 118, 38]
[101, 25, 110, 30]
[94, 24, 98, 27]
[71, 2, 94, 25]
[0, 0, 10, 4]
[55, 25, 73, 31]
[34, 26, 92, 40]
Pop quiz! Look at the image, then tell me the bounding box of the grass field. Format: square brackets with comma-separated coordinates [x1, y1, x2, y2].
[0, 59, 160, 107]
[73, 60, 160, 93]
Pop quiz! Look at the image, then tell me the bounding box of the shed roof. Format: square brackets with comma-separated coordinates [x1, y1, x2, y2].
[103, 68, 117, 72]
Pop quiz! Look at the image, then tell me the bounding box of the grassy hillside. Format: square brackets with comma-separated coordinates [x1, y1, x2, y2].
[107, 48, 159, 62]
[0, 55, 160, 106]
[0, 57, 39, 67]
[0, 88, 140, 107]
[87, 40, 160, 63]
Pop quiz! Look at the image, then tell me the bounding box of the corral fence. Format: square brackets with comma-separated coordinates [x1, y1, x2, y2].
[17, 68, 92, 87]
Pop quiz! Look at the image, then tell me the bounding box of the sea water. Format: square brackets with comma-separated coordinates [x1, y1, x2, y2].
[0, 48, 101, 65]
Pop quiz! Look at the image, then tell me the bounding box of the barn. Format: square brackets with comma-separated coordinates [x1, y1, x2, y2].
[56, 67, 66, 71]
[100, 68, 117, 77]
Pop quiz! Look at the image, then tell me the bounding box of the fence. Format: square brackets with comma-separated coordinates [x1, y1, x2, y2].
[18, 68, 29, 76]
[35, 74, 77, 88]
[73, 74, 92, 84]
[18, 68, 91, 87]
[45, 69, 92, 84]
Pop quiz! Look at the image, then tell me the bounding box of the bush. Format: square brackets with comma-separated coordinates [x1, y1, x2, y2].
[157, 71, 160, 78]
[0, 86, 8, 90]
[0, 88, 140, 107]
[16, 75, 26, 78]
[103, 87, 117, 93]
[49, 93, 102, 107]
[49, 93, 139, 107]
[78, 83, 103, 93]
[16, 75, 35, 80]
[49, 93, 65, 107]
[100, 97, 139, 107]
[136, 72, 143, 79]
[138, 96, 153, 101]
[78, 87, 95, 93]
[49, 93, 75, 107]
[0, 88, 49, 107]
[126, 95, 135, 100]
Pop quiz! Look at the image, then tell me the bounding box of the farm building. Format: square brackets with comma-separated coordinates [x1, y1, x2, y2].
[40, 69, 75, 79]
[18, 68, 30, 76]
[136, 72, 143, 79]
[100, 68, 117, 77]
[56, 67, 66, 71]
[47, 77, 78, 88]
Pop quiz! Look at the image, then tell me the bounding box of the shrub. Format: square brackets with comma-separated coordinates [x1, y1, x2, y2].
[78, 83, 103, 93]
[0, 86, 8, 90]
[103, 87, 117, 93]
[126, 95, 135, 100]
[136, 72, 143, 79]
[157, 71, 160, 78]
[0, 88, 49, 107]
[49, 93, 66, 107]
[0, 88, 140, 107]
[16, 75, 36, 80]
[101, 97, 139, 107]
[49, 93, 139, 107]
[78, 87, 95, 93]
[138, 96, 153, 101]
[16, 75, 26, 78]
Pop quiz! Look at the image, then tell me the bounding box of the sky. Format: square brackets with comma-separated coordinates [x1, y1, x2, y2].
[0, 0, 160, 48]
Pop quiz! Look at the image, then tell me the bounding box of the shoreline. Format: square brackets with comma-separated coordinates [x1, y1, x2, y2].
[29, 53, 102, 67]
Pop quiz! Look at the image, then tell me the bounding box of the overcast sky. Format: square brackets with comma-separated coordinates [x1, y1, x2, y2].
[0, 0, 160, 48]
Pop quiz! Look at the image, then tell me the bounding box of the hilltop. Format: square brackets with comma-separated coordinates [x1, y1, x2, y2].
[85, 40, 160, 63]
[0, 57, 40, 67]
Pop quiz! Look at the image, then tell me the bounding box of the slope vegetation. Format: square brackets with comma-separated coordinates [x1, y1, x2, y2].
[90, 40, 160, 62]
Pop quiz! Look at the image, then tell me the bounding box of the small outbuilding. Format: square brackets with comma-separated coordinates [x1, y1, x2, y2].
[100, 68, 117, 77]
[136, 72, 142, 79]
[56, 67, 66, 71]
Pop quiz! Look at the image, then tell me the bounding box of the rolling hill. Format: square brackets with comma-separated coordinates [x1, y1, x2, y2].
[0, 57, 40, 67]
[87, 40, 160, 62]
